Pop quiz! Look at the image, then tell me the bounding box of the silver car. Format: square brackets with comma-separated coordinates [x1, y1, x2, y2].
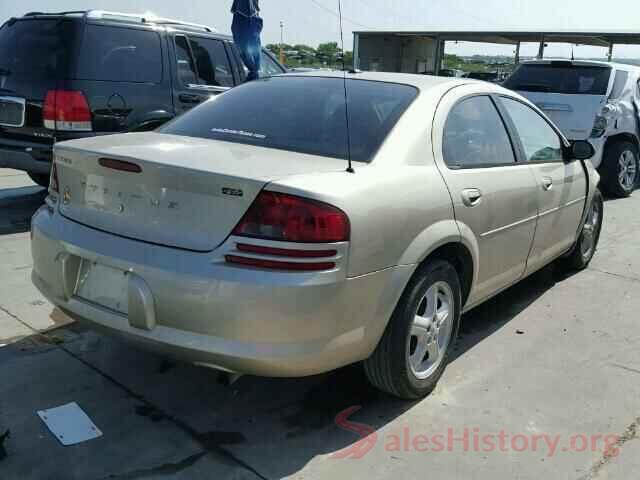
[505, 60, 640, 198]
[31, 72, 603, 399]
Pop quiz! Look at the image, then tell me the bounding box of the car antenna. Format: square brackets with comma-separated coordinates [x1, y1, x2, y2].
[338, 0, 355, 174]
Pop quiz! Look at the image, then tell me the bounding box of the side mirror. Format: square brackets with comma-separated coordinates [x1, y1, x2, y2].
[571, 140, 595, 161]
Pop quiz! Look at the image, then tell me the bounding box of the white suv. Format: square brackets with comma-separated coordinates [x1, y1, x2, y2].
[505, 60, 640, 197]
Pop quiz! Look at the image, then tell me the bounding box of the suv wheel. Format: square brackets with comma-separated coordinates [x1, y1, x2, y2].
[364, 260, 461, 400]
[27, 172, 50, 188]
[600, 141, 639, 198]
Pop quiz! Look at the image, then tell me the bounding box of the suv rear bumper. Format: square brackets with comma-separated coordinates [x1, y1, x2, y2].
[0, 132, 113, 174]
[0, 139, 52, 174]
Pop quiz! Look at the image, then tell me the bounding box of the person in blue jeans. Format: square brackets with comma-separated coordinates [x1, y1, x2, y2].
[231, 0, 263, 81]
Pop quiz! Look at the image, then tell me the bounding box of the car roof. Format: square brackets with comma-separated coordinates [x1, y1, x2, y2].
[521, 59, 640, 71]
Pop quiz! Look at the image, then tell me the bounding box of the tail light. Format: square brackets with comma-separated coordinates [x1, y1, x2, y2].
[43, 90, 92, 132]
[232, 191, 349, 243]
[226, 191, 349, 272]
[590, 115, 608, 138]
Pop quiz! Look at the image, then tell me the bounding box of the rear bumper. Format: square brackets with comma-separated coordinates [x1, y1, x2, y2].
[0, 132, 112, 174]
[0, 140, 52, 174]
[31, 206, 413, 377]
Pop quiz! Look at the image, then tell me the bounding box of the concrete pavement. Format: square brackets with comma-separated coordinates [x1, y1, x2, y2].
[0, 168, 638, 479]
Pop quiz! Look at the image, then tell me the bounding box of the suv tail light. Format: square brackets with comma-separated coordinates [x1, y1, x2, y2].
[226, 191, 349, 271]
[232, 191, 350, 243]
[43, 90, 92, 132]
[590, 114, 608, 138]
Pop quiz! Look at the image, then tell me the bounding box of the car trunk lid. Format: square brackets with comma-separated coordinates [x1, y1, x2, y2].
[55, 132, 348, 251]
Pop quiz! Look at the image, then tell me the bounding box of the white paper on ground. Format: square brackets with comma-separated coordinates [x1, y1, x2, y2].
[37, 402, 102, 446]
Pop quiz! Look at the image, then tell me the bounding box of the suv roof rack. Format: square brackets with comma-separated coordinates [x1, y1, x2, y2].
[23, 11, 86, 17]
[84, 10, 217, 33]
[19, 10, 217, 33]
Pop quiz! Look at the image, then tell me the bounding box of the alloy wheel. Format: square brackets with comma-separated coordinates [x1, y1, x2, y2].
[618, 150, 637, 192]
[580, 197, 601, 260]
[407, 281, 454, 380]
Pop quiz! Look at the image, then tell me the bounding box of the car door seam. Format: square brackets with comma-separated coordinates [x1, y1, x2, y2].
[538, 196, 586, 218]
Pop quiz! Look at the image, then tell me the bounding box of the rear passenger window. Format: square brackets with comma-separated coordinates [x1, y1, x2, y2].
[187, 37, 234, 87]
[501, 98, 564, 163]
[609, 70, 629, 100]
[443, 96, 516, 168]
[77, 25, 162, 83]
[175, 36, 198, 85]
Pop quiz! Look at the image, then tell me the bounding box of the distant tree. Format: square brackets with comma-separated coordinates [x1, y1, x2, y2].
[443, 53, 464, 68]
[316, 42, 339, 63]
[265, 41, 352, 69]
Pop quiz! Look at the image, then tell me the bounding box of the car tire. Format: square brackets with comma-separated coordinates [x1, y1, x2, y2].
[27, 172, 50, 188]
[364, 259, 461, 400]
[599, 141, 638, 198]
[558, 189, 604, 271]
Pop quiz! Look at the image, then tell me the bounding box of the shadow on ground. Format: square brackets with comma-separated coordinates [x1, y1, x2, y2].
[452, 264, 568, 362]
[0, 186, 46, 235]
[0, 262, 579, 479]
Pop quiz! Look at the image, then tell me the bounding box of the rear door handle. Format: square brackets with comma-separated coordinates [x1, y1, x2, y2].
[461, 188, 483, 207]
[179, 93, 203, 104]
[542, 177, 553, 191]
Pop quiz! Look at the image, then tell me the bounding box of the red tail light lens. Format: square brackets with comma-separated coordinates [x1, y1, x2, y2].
[43, 90, 92, 132]
[232, 191, 350, 243]
[50, 162, 59, 194]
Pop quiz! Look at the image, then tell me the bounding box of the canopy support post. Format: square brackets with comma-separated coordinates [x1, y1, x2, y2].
[434, 36, 443, 75]
[537, 35, 546, 59]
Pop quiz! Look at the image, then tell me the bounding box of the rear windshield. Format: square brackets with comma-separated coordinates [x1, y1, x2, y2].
[0, 19, 79, 76]
[504, 64, 612, 95]
[76, 25, 163, 83]
[159, 77, 418, 162]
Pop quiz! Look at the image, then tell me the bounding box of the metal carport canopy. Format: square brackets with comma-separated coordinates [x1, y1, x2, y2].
[352, 28, 640, 47]
[352, 28, 640, 72]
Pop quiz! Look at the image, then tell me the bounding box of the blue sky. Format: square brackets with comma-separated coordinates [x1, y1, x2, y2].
[2, 0, 640, 58]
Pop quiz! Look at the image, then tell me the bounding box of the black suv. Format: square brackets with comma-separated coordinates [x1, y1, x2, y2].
[0, 10, 286, 186]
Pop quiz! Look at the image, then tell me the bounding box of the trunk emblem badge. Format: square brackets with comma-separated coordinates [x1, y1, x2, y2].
[222, 187, 244, 197]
